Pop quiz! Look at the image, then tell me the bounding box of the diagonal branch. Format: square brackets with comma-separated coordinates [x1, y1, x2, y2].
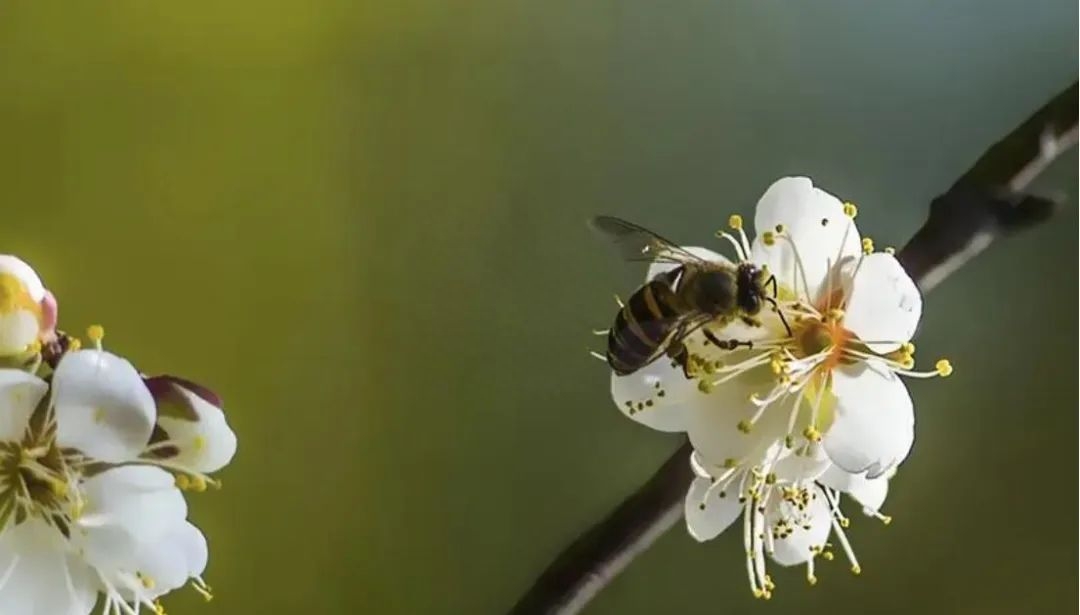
[507, 80, 1078, 615]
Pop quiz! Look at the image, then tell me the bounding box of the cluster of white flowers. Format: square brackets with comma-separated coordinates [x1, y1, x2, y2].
[0, 256, 237, 614]
[609, 177, 951, 598]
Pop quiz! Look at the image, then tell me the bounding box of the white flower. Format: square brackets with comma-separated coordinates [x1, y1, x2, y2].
[608, 177, 951, 595]
[0, 256, 237, 615]
[0, 255, 54, 358]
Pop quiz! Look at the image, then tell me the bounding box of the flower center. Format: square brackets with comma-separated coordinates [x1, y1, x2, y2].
[793, 314, 852, 373]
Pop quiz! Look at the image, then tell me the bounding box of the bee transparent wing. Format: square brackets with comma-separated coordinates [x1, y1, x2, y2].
[588, 216, 708, 266]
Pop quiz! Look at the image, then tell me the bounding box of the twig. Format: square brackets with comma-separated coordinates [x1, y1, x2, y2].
[507, 81, 1078, 615]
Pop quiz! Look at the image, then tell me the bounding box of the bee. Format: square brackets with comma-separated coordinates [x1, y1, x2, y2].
[590, 215, 788, 377]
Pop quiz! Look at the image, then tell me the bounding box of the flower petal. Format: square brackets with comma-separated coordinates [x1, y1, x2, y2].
[0, 369, 48, 441]
[818, 465, 889, 512]
[0, 311, 40, 357]
[611, 356, 698, 432]
[53, 350, 156, 463]
[684, 477, 742, 541]
[823, 361, 914, 479]
[685, 356, 786, 465]
[0, 255, 46, 303]
[842, 253, 921, 353]
[768, 484, 832, 566]
[645, 246, 731, 282]
[73, 466, 188, 571]
[750, 177, 861, 302]
[0, 518, 97, 615]
[131, 521, 208, 598]
[148, 377, 237, 472]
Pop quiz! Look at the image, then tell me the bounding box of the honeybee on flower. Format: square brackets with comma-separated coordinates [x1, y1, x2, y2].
[596, 177, 952, 597]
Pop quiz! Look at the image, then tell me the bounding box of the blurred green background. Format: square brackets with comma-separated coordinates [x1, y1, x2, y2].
[0, 1, 1075, 613]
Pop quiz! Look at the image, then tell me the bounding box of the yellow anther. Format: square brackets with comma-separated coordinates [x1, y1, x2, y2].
[851, 565, 862, 575]
[935, 359, 953, 377]
[774, 223, 786, 234]
[175, 474, 191, 490]
[762, 590, 773, 600]
[697, 379, 714, 394]
[884, 246, 896, 255]
[765, 473, 777, 485]
[154, 600, 167, 615]
[901, 342, 915, 355]
[139, 573, 156, 590]
[822, 551, 834, 561]
[807, 574, 818, 586]
[86, 324, 105, 343]
[843, 202, 858, 218]
[861, 237, 874, 254]
[752, 589, 765, 599]
[826, 308, 845, 322]
[802, 426, 822, 442]
[783, 435, 795, 449]
[728, 214, 743, 230]
[49, 479, 68, 497]
[737, 420, 753, 434]
[764, 575, 775, 590]
[880, 515, 893, 525]
[190, 475, 208, 492]
[25, 340, 41, 355]
[68, 338, 82, 351]
[839, 517, 850, 528]
[899, 355, 914, 369]
[762, 231, 776, 246]
[770, 359, 783, 375]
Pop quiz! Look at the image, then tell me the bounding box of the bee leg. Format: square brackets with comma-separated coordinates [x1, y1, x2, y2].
[740, 316, 762, 328]
[666, 342, 693, 379]
[702, 327, 724, 348]
[765, 297, 793, 337]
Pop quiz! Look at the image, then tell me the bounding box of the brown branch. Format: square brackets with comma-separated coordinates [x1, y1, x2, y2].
[507, 81, 1078, 615]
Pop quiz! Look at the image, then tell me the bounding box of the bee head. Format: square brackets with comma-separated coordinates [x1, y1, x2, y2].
[735, 263, 768, 315]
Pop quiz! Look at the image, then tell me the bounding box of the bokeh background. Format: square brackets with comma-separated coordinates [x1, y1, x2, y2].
[1, 1, 1076, 613]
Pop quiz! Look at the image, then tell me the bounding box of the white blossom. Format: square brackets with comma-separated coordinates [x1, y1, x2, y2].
[608, 178, 951, 596]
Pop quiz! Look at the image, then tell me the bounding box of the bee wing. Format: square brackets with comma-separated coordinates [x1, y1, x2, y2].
[588, 216, 709, 266]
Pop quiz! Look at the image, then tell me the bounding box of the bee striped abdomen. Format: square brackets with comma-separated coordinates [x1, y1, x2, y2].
[607, 277, 683, 376]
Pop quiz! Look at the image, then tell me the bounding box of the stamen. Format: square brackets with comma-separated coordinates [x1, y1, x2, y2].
[715, 231, 748, 261]
[728, 214, 753, 257]
[775, 233, 813, 301]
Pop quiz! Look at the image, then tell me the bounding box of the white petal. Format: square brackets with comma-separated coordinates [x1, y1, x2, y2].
[823, 361, 914, 479]
[768, 484, 832, 566]
[611, 356, 699, 432]
[684, 477, 743, 541]
[770, 445, 831, 483]
[0, 311, 40, 356]
[685, 358, 786, 465]
[131, 521, 208, 597]
[0, 255, 46, 302]
[0, 369, 48, 441]
[750, 177, 861, 302]
[157, 402, 237, 473]
[842, 253, 922, 353]
[53, 350, 156, 463]
[645, 246, 731, 282]
[818, 465, 889, 512]
[0, 519, 97, 615]
[73, 466, 188, 571]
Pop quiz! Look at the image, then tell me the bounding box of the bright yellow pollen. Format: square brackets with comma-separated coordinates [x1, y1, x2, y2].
[728, 214, 743, 230]
[68, 338, 82, 351]
[902, 342, 915, 355]
[843, 202, 858, 217]
[737, 419, 753, 434]
[802, 426, 822, 442]
[807, 574, 818, 586]
[190, 476, 208, 492]
[935, 359, 953, 377]
[762, 231, 776, 246]
[139, 573, 156, 590]
[86, 324, 105, 343]
[861, 237, 874, 254]
[175, 474, 191, 490]
[851, 565, 862, 575]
